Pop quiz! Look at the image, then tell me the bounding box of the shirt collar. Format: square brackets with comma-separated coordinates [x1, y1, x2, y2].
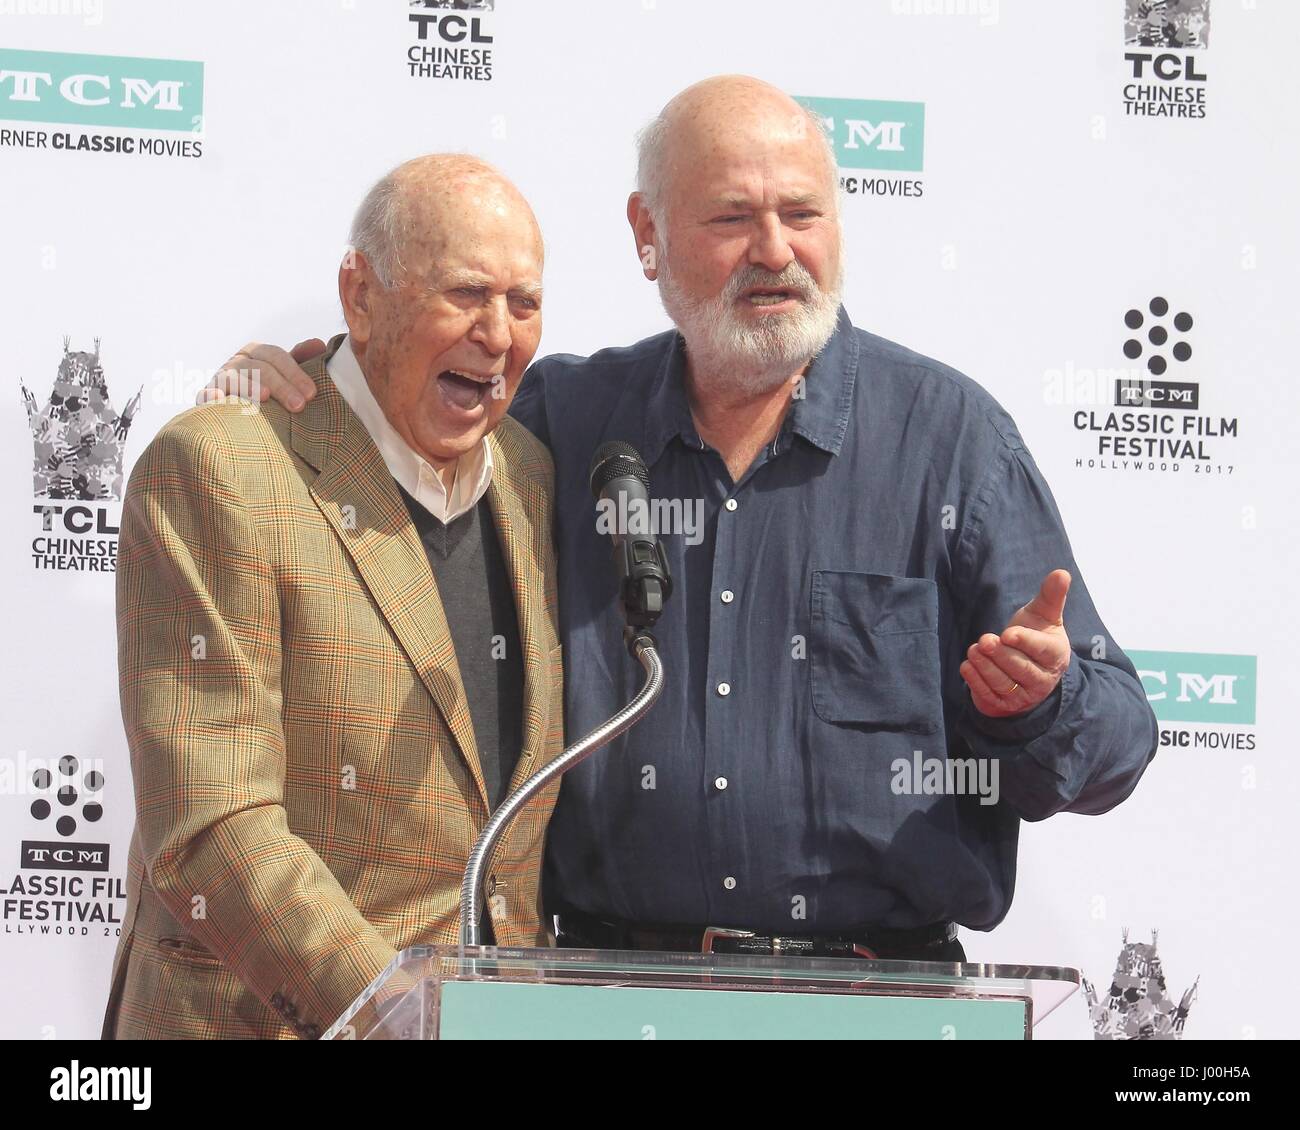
[639, 306, 860, 467]
[786, 306, 859, 456]
[640, 334, 703, 469]
[327, 335, 493, 523]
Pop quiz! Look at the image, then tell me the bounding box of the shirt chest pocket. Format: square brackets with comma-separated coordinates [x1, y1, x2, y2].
[810, 571, 943, 735]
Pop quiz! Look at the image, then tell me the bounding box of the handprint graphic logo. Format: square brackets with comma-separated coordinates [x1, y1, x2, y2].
[1084, 929, 1198, 1040]
[21, 338, 141, 501]
[1125, 0, 1211, 49]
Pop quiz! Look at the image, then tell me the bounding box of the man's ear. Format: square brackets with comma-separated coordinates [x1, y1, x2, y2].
[627, 193, 660, 281]
[339, 251, 375, 344]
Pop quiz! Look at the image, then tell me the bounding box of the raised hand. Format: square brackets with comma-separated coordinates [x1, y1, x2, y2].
[960, 569, 1072, 719]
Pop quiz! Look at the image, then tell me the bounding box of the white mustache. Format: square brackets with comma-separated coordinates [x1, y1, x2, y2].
[723, 266, 817, 304]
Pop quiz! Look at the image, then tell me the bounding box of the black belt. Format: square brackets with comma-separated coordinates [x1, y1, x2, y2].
[555, 909, 957, 960]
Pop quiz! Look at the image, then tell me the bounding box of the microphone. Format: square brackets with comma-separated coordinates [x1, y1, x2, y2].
[460, 445, 671, 947]
[588, 441, 672, 635]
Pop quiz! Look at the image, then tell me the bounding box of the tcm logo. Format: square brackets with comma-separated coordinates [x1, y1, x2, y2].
[21, 842, 110, 872]
[1129, 649, 1255, 725]
[1116, 379, 1199, 410]
[0, 48, 203, 132]
[794, 96, 925, 173]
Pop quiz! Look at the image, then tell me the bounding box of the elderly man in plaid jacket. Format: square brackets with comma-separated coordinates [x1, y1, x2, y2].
[102, 155, 563, 1040]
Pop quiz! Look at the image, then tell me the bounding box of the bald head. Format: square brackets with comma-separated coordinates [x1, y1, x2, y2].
[350, 153, 542, 289]
[636, 75, 838, 229]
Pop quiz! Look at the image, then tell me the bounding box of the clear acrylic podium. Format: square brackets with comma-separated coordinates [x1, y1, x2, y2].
[320, 944, 1080, 1040]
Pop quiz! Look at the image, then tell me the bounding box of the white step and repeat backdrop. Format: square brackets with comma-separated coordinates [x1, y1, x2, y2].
[1, 0, 1296, 1040]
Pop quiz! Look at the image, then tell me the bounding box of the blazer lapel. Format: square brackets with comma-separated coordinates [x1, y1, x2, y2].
[291, 342, 490, 814]
[485, 432, 550, 786]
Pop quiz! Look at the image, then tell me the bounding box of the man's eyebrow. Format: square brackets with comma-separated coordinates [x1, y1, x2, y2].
[435, 269, 494, 289]
[706, 192, 827, 211]
[433, 270, 543, 299]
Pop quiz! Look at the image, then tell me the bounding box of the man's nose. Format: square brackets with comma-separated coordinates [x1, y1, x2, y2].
[748, 214, 794, 274]
[469, 296, 512, 357]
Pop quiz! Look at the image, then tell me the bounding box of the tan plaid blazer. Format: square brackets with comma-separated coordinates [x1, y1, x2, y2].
[102, 338, 563, 1039]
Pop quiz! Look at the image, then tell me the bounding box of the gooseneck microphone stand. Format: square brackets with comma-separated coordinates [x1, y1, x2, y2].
[458, 629, 663, 947]
[459, 441, 672, 948]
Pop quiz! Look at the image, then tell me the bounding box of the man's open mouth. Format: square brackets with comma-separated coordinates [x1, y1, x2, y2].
[742, 287, 802, 307]
[436, 369, 497, 411]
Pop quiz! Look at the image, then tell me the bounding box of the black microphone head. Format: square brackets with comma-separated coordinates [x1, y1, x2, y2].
[589, 441, 649, 500]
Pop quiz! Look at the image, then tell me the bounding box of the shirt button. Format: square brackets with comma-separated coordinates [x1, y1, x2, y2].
[714, 776, 728, 791]
[723, 876, 737, 891]
[716, 682, 731, 697]
[720, 590, 734, 604]
[724, 499, 738, 512]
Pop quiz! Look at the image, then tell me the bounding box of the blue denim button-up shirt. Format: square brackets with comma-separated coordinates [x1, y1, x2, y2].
[509, 308, 1157, 933]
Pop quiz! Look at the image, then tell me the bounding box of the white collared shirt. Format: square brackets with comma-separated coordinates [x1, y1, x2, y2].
[327, 336, 493, 523]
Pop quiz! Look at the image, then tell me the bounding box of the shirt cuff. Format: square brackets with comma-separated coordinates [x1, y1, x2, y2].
[963, 659, 1076, 745]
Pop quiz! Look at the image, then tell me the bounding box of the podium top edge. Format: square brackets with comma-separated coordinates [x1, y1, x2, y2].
[395, 943, 1082, 985]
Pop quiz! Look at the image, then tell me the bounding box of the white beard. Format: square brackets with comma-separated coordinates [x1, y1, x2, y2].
[657, 250, 844, 396]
